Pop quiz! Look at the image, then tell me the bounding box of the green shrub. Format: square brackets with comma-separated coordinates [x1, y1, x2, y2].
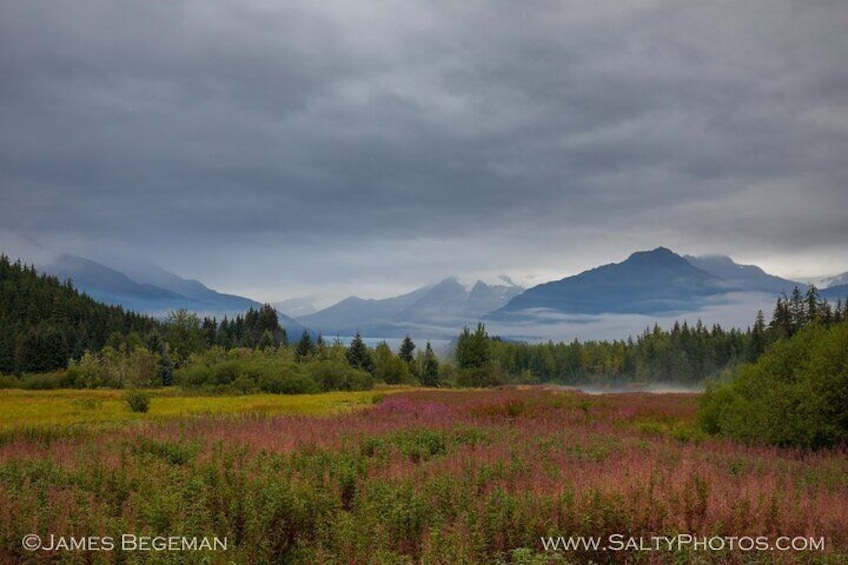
[304, 360, 374, 392]
[124, 389, 151, 413]
[22, 371, 75, 390]
[258, 371, 319, 394]
[174, 364, 212, 388]
[131, 438, 198, 465]
[700, 321, 848, 448]
[231, 375, 258, 394]
[0, 374, 21, 389]
[174, 350, 373, 394]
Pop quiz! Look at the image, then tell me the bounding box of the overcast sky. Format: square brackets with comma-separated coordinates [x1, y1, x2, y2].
[2, 0, 847, 303]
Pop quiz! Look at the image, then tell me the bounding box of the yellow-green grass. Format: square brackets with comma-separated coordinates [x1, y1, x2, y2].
[0, 386, 414, 431]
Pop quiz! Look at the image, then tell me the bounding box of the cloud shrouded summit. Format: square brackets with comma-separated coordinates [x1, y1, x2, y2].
[1, 0, 847, 301]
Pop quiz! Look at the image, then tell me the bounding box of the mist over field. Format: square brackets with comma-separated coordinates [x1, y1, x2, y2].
[486, 291, 778, 343]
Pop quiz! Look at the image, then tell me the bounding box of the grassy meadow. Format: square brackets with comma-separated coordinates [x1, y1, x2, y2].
[0, 388, 846, 564]
[0, 388, 406, 431]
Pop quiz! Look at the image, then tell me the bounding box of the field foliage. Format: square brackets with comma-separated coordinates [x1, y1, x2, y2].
[1, 389, 845, 564]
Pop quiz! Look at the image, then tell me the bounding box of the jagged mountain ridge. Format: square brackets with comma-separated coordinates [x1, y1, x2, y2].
[298, 277, 523, 337]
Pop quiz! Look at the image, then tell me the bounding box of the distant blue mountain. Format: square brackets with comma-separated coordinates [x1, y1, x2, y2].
[683, 255, 805, 294]
[299, 277, 523, 338]
[821, 283, 848, 303]
[45, 254, 199, 314]
[39, 253, 310, 338]
[492, 247, 727, 317]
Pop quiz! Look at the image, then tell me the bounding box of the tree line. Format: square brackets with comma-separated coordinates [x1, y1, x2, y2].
[451, 286, 848, 387]
[0, 255, 443, 391]
[3, 254, 846, 395]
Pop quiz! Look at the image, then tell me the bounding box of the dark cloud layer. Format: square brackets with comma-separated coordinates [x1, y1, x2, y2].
[2, 0, 847, 300]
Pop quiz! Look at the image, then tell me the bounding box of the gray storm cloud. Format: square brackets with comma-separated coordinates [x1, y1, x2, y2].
[1, 0, 846, 300]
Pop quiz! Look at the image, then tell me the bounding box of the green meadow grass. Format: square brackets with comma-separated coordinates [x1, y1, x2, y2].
[0, 387, 410, 431]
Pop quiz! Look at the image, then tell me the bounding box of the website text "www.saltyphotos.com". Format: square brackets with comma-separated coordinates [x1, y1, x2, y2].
[541, 534, 826, 553]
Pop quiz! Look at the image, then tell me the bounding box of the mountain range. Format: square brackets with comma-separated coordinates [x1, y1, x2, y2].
[298, 277, 523, 338]
[11, 244, 847, 342]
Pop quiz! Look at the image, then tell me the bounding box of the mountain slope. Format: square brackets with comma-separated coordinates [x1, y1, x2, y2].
[44, 254, 192, 314]
[821, 283, 848, 303]
[817, 272, 848, 289]
[493, 247, 726, 316]
[40, 253, 310, 338]
[118, 261, 261, 314]
[299, 284, 435, 335]
[299, 278, 523, 337]
[684, 255, 804, 294]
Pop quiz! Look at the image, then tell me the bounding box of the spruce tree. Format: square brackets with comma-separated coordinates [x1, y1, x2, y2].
[805, 285, 821, 323]
[398, 335, 416, 364]
[749, 310, 767, 362]
[346, 332, 375, 374]
[455, 323, 492, 370]
[295, 331, 316, 361]
[421, 342, 440, 387]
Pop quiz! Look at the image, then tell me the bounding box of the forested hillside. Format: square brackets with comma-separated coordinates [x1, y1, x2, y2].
[0, 255, 290, 377]
[0, 254, 158, 373]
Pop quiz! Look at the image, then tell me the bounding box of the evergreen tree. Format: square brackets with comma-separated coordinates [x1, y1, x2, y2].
[421, 342, 440, 387]
[345, 332, 375, 374]
[748, 310, 767, 362]
[398, 335, 416, 364]
[770, 295, 792, 339]
[258, 330, 275, 350]
[201, 316, 218, 347]
[295, 330, 316, 361]
[805, 285, 821, 323]
[0, 255, 159, 373]
[789, 286, 806, 333]
[455, 323, 492, 370]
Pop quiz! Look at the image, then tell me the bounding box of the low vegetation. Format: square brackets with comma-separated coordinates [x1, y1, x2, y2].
[0, 388, 398, 432]
[0, 389, 845, 564]
[700, 320, 848, 448]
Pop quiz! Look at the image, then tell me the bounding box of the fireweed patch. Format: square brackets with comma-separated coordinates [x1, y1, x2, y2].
[1, 389, 845, 564]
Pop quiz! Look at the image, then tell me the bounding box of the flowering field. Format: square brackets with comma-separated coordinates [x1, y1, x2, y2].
[1, 388, 846, 564]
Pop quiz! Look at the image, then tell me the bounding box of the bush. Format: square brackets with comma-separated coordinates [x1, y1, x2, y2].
[124, 389, 151, 413]
[700, 321, 848, 448]
[173, 350, 373, 394]
[0, 374, 21, 389]
[22, 371, 77, 390]
[455, 363, 505, 388]
[305, 360, 374, 392]
[231, 375, 258, 395]
[258, 371, 319, 395]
